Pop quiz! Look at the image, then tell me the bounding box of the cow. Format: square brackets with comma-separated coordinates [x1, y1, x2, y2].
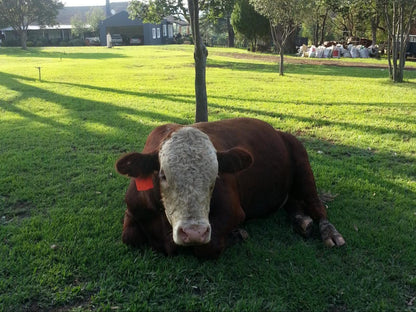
[115, 118, 345, 259]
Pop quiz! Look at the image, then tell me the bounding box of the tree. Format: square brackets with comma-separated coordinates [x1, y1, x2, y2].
[128, 0, 188, 24]
[328, 0, 380, 41]
[250, 0, 308, 75]
[128, 0, 208, 122]
[302, 0, 331, 46]
[203, 0, 236, 47]
[231, 0, 270, 51]
[86, 7, 106, 35]
[188, 0, 208, 122]
[0, 0, 63, 49]
[382, 0, 416, 82]
[70, 14, 86, 39]
[366, 0, 384, 46]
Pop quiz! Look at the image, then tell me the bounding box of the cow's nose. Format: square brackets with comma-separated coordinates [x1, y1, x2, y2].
[177, 224, 211, 245]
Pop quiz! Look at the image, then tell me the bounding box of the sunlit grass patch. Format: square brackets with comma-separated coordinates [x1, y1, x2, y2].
[0, 45, 415, 311]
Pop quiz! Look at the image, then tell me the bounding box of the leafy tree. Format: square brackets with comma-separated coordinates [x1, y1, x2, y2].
[364, 0, 384, 45]
[231, 0, 270, 51]
[200, 13, 228, 46]
[250, 0, 309, 75]
[86, 7, 106, 35]
[128, 0, 208, 122]
[70, 14, 86, 39]
[203, 0, 236, 47]
[128, 0, 188, 23]
[302, 0, 331, 46]
[0, 0, 63, 49]
[382, 0, 416, 82]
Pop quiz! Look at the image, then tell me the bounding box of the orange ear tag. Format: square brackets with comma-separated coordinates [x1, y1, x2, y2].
[135, 176, 154, 191]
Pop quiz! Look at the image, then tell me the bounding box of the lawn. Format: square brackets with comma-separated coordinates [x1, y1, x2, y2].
[0, 45, 415, 312]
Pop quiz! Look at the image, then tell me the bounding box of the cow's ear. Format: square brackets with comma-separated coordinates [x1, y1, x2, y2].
[115, 152, 159, 178]
[217, 148, 253, 174]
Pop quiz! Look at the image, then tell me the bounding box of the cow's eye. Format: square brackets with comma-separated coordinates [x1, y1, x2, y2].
[159, 170, 166, 181]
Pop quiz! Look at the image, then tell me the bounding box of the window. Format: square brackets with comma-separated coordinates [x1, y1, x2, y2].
[163, 24, 167, 37]
[168, 25, 173, 38]
[152, 28, 156, 39]
[157, 28, 161, 39]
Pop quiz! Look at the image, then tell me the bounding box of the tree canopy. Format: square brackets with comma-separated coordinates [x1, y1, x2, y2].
[231, 0, 270, 51]
[0, 0, 63, 49]
[202, 0, 236, 47]
[382, 0, 416, 82]
[128, 0, 188, 24]
[250, 0, 308, 75]
[86, 7, 106, 34]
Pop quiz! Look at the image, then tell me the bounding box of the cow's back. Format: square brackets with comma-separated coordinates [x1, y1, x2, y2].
[194, 118, 294, 218]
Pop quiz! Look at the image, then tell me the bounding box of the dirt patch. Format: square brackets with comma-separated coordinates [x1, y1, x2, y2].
[213, 51, 416, 71]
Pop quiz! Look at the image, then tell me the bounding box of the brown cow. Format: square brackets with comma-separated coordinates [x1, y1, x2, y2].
[116, 118, 345, 258]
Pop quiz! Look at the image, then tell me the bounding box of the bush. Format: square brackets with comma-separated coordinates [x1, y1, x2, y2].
[68, 39, 85, 46]
[50, 38, 62, 46]
[3, 39, 20, 47]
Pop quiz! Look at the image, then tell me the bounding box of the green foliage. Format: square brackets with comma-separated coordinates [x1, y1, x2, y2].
[0, 0, 63, 48]
[249, 0, 310, 74]
[0, 46, 415, 311]
[71, 14, 87, 39]
[249, 0, 308, 27]
[128, 0, 188, 24]
[383, 0, 416, 82]
[231, 0, 270, 50]
[86, 7, 106, 34]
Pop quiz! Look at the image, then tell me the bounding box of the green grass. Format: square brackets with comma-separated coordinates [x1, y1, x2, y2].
[0, 45, 415, 311]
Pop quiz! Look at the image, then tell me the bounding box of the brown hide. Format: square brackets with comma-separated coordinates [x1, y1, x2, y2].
[118, 118, 328, 258]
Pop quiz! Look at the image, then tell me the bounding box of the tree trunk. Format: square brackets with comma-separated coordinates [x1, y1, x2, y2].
[20, 29, 28, 50]
[384, 0, 414, 83]
[188, 0, 208, 122]
[370, 13, 379, 46]
[226, 16, 235, 48]
[319, 10, 328, 46]
[386, 30, 393, 80]
[279, 46, 284, 76]
[270, 23, 286, 76]
[313, 21, 319, 46]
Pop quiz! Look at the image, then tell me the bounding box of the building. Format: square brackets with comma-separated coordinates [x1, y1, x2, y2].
[99, 11, 189, 46]
[0, 1, 189, 46]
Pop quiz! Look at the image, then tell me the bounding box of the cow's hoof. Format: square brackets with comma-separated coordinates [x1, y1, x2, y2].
[293, 214, 313, 238]
[319, 220, 345, 247]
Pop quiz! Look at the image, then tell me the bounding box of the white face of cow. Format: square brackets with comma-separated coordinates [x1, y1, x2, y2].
[116, 125, 253, 247]
[158, 127, 218, 246]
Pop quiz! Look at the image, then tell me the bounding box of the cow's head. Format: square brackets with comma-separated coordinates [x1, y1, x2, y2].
[116, 127, 252, 246]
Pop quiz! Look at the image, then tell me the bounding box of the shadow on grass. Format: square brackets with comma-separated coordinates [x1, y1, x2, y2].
[0, 47, 128, 60]
[207, 58, 416, 80]
[2, 69, 413, 196]
[208, 101, 415, 138]
[2, 69, 413, 143]
[2, 70, 413, 141]
[0, 71, 189, 139]
[1, 69, 415, 312]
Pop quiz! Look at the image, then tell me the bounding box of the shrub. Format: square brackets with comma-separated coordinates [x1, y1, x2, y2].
[68, 39, 85, 46]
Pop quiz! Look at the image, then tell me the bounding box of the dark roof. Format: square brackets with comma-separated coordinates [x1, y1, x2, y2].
[57, 2, 129, 25]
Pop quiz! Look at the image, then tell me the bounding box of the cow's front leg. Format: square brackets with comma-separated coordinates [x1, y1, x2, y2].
[319, 219, 345, 247]
[122, 209, 146, 247]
